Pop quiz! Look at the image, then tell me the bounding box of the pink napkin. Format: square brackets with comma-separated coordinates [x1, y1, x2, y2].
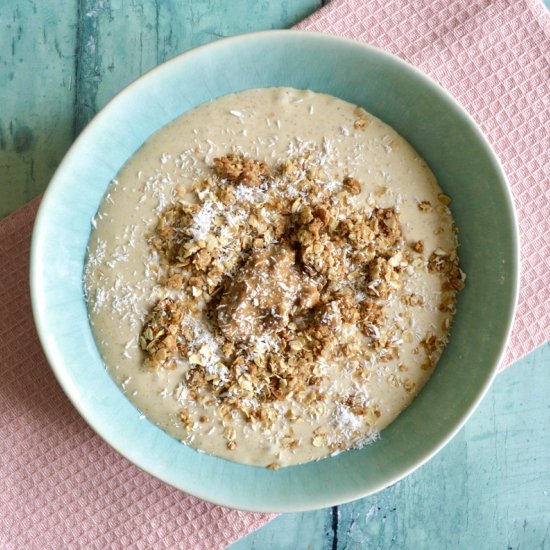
[1, 1, 548, 548]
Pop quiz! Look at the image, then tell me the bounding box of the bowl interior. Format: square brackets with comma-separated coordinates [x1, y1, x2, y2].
[31, 31, 517, 512]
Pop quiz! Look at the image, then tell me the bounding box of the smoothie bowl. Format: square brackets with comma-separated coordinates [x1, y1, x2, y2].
[30, 31, 518, 512]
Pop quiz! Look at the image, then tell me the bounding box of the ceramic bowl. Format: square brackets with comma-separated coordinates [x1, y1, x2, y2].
[30, 30, 518, 512]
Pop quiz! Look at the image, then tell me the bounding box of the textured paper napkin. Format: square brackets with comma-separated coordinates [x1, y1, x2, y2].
[1, 1, 548, 548]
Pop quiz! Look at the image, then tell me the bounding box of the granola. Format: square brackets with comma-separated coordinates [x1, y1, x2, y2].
[139, 151, 463, 459]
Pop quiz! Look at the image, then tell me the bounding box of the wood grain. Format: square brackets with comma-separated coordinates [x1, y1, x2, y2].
[0, 2, 77, 218]
[0, 0, 322, 218]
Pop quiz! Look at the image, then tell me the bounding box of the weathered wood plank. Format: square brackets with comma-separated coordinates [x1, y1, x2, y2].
[73, 0, 159, 134]
[230, 343, 550, 550]
[0, 0, 321, 218]
[0, 2, 77, 217]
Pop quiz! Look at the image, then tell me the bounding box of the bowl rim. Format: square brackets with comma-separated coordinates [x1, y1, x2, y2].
[30, 29, 520, 512]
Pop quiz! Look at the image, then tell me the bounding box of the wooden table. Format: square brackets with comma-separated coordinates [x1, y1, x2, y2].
[2, 2, 548, 548]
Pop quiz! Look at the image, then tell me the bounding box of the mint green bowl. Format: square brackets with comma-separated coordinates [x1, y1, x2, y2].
[30, 31, 518, 512]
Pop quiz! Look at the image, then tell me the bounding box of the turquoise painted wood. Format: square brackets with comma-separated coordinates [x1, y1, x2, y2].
[2, 1, 549, 548]
[230, 344, 550, 550]
[0, 0, 322, 218]
[0, 1, 77, 217]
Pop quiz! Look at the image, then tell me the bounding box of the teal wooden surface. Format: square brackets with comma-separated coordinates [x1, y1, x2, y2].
[1, 1, 549, 548]
[0, 0, 322, 218]
[0, 1, 77, 217]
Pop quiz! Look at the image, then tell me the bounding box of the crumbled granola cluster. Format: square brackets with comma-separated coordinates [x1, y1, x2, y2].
[139, 152, 462, 455]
